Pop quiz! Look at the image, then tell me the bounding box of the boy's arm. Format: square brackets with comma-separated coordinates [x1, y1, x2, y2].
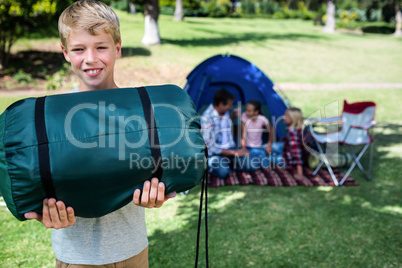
[133, 178, 176, 208]
[24, 199, 76, 229]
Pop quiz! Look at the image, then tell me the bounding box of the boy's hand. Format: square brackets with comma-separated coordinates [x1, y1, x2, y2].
[133, 178, 176, 208]
[24, 198, 76, 229]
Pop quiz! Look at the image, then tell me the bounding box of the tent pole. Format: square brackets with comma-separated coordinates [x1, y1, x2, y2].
[274, 83, 292, 108]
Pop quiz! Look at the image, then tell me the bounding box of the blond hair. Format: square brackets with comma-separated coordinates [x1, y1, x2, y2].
[287, 107, 304, 130]
[58, 0, 121, 48]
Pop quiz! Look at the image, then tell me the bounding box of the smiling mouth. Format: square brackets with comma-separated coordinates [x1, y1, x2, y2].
[84, 69, 102, 76]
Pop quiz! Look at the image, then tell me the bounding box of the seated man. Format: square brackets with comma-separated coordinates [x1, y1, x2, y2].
[201, 89, 259, 178]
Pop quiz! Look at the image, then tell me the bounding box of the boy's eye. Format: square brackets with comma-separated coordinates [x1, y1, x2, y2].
[72, 48, 84, 52]
[98, 46, 107, 50]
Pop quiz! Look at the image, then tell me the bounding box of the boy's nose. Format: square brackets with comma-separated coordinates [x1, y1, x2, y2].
[85, 49, 98, 63]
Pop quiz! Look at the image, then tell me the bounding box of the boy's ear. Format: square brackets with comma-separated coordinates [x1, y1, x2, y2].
[60, 43, 71, 63]
[115, 40, 122, 59]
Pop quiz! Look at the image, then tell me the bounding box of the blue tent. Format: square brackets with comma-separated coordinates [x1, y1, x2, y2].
[184, 54, 289, 140]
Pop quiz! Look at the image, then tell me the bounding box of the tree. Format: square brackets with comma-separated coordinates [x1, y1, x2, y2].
[174, 0, 184, 21]
[395, 5, 402, 36]
[141, 0, 161, 45]
[0, 0, 57, 69]
[323, 0, 336, 33]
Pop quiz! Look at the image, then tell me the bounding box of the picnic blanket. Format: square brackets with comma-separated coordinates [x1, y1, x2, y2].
[207, 167, 358, 187]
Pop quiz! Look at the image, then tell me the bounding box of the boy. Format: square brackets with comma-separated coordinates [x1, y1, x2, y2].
[24, 1, 176, 266]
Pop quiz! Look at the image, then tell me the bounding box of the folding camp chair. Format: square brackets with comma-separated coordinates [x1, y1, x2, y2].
[308, 100, 376, 186]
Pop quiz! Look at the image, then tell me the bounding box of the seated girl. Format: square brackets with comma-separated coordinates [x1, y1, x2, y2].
[240, 100, 279, 168]
[282, 107, 305, 177]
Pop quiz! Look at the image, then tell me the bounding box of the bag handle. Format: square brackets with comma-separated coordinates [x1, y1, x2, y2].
[195, 147, 209, 268]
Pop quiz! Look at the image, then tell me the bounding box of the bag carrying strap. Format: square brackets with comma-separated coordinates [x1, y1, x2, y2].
[35, 96, 57, 199]
[195, 147, 209, 268]
[137, 87, 163, 180]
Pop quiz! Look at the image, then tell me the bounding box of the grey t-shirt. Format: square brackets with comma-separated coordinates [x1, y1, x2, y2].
[51, 87, 148, 265]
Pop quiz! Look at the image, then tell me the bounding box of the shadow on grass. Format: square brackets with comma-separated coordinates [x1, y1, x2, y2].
[372, 122, 402, 148]
[147, 123, 401, 267]
[121, 47, 151, 57]
[162, 31, 325, 47]
[362, 25, 395, 34]
[0, 51, 65, 78]
[148, 182, 401, 267]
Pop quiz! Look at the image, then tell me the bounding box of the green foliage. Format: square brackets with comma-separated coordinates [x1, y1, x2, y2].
[336, 19, 362, 29]
[297, 1, 315, 20]
[282, 5, 299, 18]
[335, 7, 389, 29]
[203, 0, 231, 17]
[258, 0, 280, 15]
[44, 62, 70, 90]
[0, 0, 58, 68]
[12, 70, 32, 85]
[338, 0, 359, 10]
[159, 0, 205, 17]
[45, 74, 64, 90]
[160, 5, 175, 15]
[307, 0, 324, 11]
[367, 8, 382, 21]
[160, 0, 175, 7]
[271, 5, 302, 19]
[381, 2, 396, 23]
[53, 0, 73, 15]
[183, 0, 203, 10]
[338, 9, 362, 22]
[111, 0, 129, 11]
[241, 0, 256, 15]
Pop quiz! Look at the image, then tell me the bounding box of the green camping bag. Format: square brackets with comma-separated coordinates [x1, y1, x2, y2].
[0, 85, 207, 221]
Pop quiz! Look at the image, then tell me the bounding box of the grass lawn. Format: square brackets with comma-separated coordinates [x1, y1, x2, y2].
[117, 13, 402, 84]
[1, 13, 401, 268]
[8, 12, 402, 90]
[0, 87, 401, 267]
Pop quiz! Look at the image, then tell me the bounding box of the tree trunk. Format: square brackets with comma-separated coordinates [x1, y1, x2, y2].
[141, 0, 161, 45]
[323, 0, 336, 33]
[174, 0, 184, 21]
[395, 6, 402, 37]
[129, 3, 136, 14]
[0, 32, 15, 69]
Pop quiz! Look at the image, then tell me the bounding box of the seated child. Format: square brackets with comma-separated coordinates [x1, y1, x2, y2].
[281, 107, 305, 177]
[240, 100, 278, 168]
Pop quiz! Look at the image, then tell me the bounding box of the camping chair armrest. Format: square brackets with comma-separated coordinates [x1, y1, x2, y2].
[307, 116, 341, 124]
[351, 120, 377, 130]
[309, 116, 341, 124]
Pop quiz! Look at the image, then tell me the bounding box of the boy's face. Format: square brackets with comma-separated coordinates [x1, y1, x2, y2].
[61, 29, 121, 91]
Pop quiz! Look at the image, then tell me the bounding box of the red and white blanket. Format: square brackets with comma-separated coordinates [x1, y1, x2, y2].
[207, 167, 358, 187]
